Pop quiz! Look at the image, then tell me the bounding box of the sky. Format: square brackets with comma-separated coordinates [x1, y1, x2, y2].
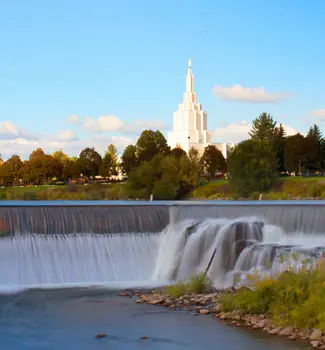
[0, 0, 325, 159]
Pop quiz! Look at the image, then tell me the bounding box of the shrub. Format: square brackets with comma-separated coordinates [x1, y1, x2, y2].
[219, 266, 325, 332]
[186, 273, 212, 293]
[166, 273, 212, 297]
[166, 282, 187, 298]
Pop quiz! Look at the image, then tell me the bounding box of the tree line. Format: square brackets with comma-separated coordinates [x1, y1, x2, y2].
[0, 113, 323, 199]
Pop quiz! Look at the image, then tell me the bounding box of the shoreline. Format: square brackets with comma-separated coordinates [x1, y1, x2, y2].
[120, 289, 325, 349]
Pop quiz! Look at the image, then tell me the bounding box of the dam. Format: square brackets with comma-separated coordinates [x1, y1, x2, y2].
[0, 200, 325, 290]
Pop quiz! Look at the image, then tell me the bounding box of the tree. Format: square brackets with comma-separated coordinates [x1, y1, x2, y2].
[106, 144, 119, 176]
[306, 124, 323, 171]
[121, 145, 138, 175]
[271, 123, 286, 172]
[99, 152, 115, 179]
[77, 147, 102, 178]
[27, 148, 62, 184]
[136, 130, 170, 162]
[170, 147, 187, 159]
[62, 158, 79, 181]
[126, 153, 200, 200]
[52, 150, 70, 164]
[200, 145, 227, 179]
[249, 113, 277, 141]
[228, 139, 277, 197]
[284, 134, 311, 175]
[0, 155, 23, 186]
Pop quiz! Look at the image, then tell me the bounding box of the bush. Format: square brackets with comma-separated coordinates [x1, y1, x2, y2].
[219, 266, 325, 331]
[166, 282, 187, 298]
[166, 273, 212, 297]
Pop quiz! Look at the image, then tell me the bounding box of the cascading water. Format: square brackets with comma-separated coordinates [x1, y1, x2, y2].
[1, 202, 325, 291]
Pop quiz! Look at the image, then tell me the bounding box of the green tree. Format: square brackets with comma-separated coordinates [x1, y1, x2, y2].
[200, 145, 227, 179]
[249, 113, 277, 141]
[126, 153, 200, 200]
[170, 147, 187, 159]
[136, 130, 170, 162]
[106, 144, 119, 176]
[306, 124, 323, 172]
[228, 139, 277, 197]
[99, 152, 117, 179]
[121, 145, 138, 175]
[284, 134, 312, 175]
[62, 158, 79, 181]
[77, 147, 102, 178]
[271, 123, 286, 172]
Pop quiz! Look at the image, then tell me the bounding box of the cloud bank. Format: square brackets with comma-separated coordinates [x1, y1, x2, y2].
[68, 114, 168, 134]
[212, 84, 291, 103]
[213, 121, 298, 143]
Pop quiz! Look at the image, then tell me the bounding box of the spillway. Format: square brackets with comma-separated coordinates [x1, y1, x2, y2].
[1, 200, 325, 290]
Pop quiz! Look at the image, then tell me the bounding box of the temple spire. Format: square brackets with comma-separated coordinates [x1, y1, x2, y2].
[186, 58, 194, 93]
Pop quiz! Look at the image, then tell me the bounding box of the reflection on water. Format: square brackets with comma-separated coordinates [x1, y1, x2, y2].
[0, 288, 309, 350]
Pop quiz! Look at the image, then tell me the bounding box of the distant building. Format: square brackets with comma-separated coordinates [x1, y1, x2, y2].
[168, 59, 234, 158]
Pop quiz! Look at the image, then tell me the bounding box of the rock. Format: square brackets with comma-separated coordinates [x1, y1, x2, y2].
[199, 309, 210, 315]
[256, 319, 268, 329]
[311, 329, 323, 340]
[278, 327, 294, 336]
[136, 299, 144, 304]
[214, 304, 222, 313]
[96, 333, 107, 338]
[311, 340, 321, 348]
[269, 327, 282, 335]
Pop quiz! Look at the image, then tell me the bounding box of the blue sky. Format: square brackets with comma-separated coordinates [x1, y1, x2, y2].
[0, 0, 325, 158]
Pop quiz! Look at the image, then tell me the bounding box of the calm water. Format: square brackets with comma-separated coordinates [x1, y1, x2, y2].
[0, 288, 309, 350]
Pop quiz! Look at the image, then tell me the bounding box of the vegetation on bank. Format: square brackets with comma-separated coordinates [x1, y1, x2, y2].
[2, 175, 325, 200]
[189, 176, 325, 200]
[166, 273, 212, 298]
[219, 265, 325, 332]
[0, 183, 127, 200]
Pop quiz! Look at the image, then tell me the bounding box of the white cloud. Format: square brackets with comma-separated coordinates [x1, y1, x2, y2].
[213, 121, 298, 143]
[68, 114, 167, 134]
[212, 84, 291, 103]
[83, 115, 125, 132]
[57, 130, 78, 142]
[67, 114, 80, 124]
[0, 121, 20, 139]
[311, 109, 325, 123]
[122, 119, 168, 133]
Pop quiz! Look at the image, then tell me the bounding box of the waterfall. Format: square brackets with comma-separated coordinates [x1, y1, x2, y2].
[0, 233, 160, 289]
[1, 202, 325, 290]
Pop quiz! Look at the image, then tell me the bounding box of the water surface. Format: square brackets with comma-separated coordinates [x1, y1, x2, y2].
[0, 288, 309, 350]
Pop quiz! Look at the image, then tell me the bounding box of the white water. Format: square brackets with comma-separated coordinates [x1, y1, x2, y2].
[1, 216, 325, 290]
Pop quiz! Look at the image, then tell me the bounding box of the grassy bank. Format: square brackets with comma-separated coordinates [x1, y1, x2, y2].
[188, 176, 325, 200]
[219, 266, 325, 332]
[0, 183, 127, 200]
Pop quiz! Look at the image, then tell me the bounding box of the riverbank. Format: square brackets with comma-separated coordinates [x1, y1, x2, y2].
[122, 289, 325, 349]
[188, 176, 325, 200]
[0, 183, 127, 200]
[0, 176, 325, 200]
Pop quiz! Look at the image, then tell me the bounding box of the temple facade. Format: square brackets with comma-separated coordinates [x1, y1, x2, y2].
[168, 59, 233, 158]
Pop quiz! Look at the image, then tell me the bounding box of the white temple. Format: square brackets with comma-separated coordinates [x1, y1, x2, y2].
[168, 59, 233, 158]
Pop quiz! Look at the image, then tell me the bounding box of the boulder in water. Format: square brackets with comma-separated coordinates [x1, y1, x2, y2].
[96, 333, 107, 338]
